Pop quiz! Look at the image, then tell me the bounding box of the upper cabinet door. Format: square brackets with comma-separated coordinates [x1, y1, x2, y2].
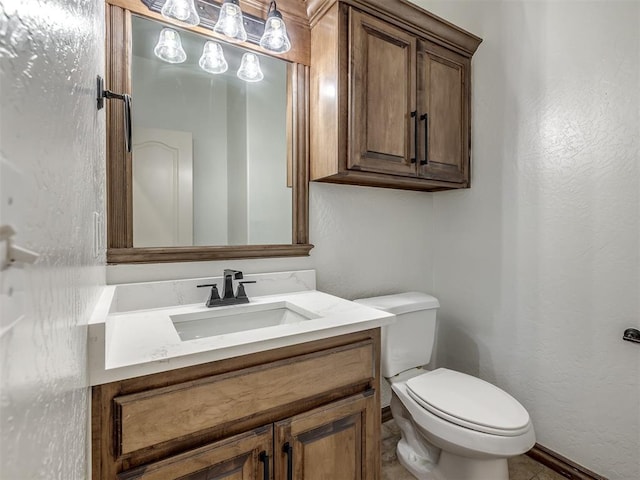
[349, 9, 417, 176]
[417, 39, 471, 185]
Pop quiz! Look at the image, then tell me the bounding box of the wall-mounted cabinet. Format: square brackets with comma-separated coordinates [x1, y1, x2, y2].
[309, 1, 482, 192]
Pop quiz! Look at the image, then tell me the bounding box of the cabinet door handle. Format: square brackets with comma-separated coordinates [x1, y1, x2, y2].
[410, 110, 418, 164]
[420, 113, 428, 165]
[259, 451, 269, 480]
[283, 442, 293, 480]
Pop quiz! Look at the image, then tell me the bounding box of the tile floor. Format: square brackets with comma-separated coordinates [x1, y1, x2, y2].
[381, 420, 566, 480]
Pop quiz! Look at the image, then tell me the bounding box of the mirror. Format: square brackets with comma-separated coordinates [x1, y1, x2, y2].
[131, 16, 291, 247]
[105, 2, 312, 263]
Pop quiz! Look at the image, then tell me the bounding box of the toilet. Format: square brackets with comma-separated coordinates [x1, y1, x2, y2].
[355, 292, 535, 480]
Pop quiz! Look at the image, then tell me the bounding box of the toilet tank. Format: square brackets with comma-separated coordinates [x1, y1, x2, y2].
[354, 292, 440, 378]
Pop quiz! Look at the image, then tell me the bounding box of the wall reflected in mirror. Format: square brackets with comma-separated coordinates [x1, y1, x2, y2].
[131, 15, 292, 248]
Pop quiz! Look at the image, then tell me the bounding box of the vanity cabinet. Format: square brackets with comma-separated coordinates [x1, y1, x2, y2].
[309, 1, 482, 191]
[92, 329, 381, 479]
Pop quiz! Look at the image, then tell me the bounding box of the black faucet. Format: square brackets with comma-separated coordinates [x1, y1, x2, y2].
[197, 270, 256, 307]
[222, 269, 243, 300]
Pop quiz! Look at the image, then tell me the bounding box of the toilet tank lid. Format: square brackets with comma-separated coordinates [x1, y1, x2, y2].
[354, 292, 439, 315]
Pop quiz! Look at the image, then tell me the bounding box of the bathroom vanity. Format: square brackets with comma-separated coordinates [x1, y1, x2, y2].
[89, 271, 394, 479]
[92, 330, 381, 479]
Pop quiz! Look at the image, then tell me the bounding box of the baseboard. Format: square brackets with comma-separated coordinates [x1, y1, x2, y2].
[381, 408, 606, 480]
[527, 444, 608, 480]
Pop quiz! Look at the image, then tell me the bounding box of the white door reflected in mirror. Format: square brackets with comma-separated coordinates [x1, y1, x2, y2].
[133, 128, 193, 247]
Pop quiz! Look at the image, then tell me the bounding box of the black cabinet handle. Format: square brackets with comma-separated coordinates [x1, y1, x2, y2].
[259, 451, 269, 480]
[283, 442, 293, 480]
[420, 113, 428, 165]
[410, 110, 418, 164]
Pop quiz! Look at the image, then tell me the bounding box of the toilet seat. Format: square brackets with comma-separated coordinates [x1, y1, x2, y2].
[392, 377, 536, 460]
[406, 369, 531, 437]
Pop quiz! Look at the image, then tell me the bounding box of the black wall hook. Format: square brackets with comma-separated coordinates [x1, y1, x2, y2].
[97, 75, 132, 153]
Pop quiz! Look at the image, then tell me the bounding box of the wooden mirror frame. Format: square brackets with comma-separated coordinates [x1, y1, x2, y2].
[105, 0, 313, 263]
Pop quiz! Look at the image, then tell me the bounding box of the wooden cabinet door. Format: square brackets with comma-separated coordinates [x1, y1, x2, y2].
[349, 9, 417, 177]
[274, 391, 379, 480]
[118, 426, 273, 480]
[417, 39, 471, 185]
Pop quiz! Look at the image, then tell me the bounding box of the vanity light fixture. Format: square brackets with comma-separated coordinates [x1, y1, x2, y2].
[149, 1, 293, 55]
[199, 41, 228, 74]
[214, 0, 247, 43]
[237, 52, 264, 82]
[259, 1, 291, 54]
[161, 0, 200, 26]
[154, 28, 187, 63]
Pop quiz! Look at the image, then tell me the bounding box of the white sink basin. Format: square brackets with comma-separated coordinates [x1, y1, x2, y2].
[171, 302, 320, 341]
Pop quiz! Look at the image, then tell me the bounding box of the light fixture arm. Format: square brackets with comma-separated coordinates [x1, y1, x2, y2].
[266, 1, 277, 18]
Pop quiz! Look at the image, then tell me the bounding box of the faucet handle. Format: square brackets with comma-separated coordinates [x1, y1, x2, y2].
[236, 281, 256, 300]
[197, 284, 221, 307]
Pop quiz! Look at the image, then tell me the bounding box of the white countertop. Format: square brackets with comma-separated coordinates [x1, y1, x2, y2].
[88, 271, 394, 385]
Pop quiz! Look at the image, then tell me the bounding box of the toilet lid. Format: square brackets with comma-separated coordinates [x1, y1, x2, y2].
[406, 369, 531, 437]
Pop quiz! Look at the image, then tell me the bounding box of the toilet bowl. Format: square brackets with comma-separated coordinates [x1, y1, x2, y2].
[354, 293, 535, 480]
[389, 368, 535, 480]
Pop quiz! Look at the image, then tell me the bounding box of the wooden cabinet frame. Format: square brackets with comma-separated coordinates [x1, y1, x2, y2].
[105, 0, 313, 264]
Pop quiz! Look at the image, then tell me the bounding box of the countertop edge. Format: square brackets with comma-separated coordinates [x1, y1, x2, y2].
[89, 315, 393, 386]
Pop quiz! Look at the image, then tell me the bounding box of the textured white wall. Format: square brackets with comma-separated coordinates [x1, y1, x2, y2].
[309, 183, 435, 298]
[409, 1, 640, 479]
[0, 0, 105, 479]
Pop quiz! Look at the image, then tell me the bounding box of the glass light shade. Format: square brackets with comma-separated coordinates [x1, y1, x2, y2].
[259, 10, 291, 53]
[237, 53, 264, 82]
[214, 0, 247, 43]
[161, 0, 200, 26]
[154, 28, 187, 64]
[199, 41, 228, 74]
